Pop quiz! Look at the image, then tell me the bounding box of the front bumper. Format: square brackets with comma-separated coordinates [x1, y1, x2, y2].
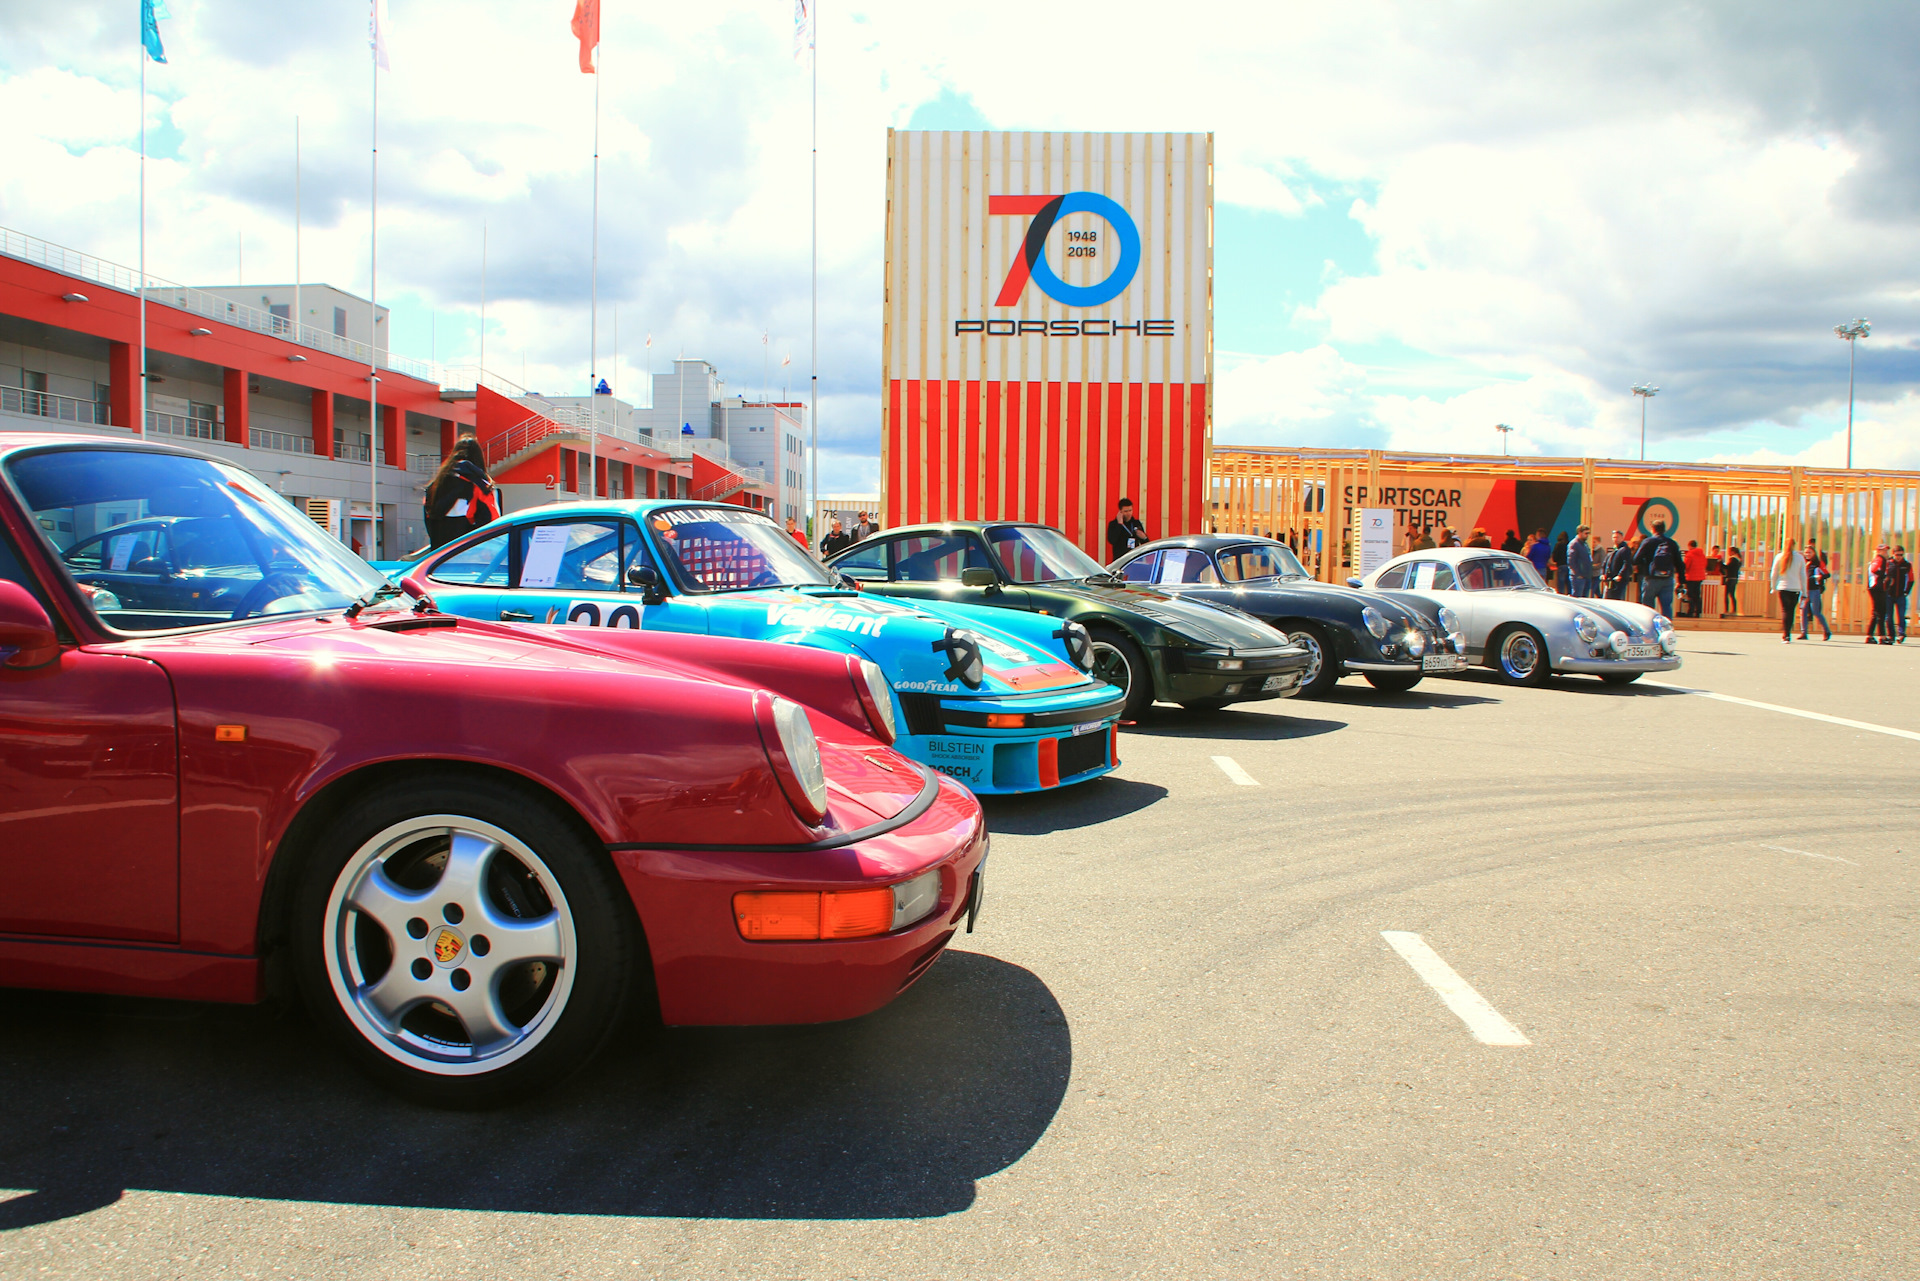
[611, 770, 989, 1026]
[894, 689, 1125, 794]
[1556, 654, 1683, 675]
[1163, 646, 1312, 704]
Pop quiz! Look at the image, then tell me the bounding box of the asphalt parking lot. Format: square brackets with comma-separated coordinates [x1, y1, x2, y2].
[2, 631, 1914, 1280]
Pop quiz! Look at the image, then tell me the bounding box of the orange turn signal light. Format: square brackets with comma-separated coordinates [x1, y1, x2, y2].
[734, 888, 895, 941]
[215, 724, 247, 742]
[984, 713, 1027, 728]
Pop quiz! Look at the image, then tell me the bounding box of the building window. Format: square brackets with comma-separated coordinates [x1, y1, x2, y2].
[333, 307, 348, 338]
[269, 303, 291, 334]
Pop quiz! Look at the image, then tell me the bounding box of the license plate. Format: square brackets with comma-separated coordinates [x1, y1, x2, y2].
[1262, 672, 1298, 691]
[1625, 642, 1660, 659]
[1071, 719, 1106, 735]
[1423, 654, 1466, 672]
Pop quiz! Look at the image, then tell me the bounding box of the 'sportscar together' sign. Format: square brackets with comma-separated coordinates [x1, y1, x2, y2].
[1340, 476, 1708, 548]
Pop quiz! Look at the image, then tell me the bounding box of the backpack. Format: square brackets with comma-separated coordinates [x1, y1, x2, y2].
[1649, 538, 1677, 577]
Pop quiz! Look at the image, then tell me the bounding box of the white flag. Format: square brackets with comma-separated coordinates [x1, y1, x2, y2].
[370, 0, 391, 70]
[793, 0, 813, 62]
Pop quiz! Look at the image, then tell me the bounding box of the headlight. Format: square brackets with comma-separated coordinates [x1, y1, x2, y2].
[857, 658, 897, 744]
[932, 628, 985, 689]
[1403, 630, 1427, 658]
[1652, 614, 1675, 635]
[1572, 611, 1599, 643]
[765, 695, 829, 822]
[1362, 606, 1392, 639]
[80, 583, 122, 611]
[1055, 620, 1094, 671]
[1608, 630, 1630, 656]
[1436, 605, 1460, 636]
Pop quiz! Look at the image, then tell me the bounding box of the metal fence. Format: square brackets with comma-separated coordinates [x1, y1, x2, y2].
[0, 385, 111, 426]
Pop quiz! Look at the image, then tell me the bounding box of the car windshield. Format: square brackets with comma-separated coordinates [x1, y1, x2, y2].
[646, 505, 831, 592]
[987, 525, 1107, 583]
[1218, 543, 1309, 581]
[1461, 556, 1549, 591]
[8, 446, 387, 632]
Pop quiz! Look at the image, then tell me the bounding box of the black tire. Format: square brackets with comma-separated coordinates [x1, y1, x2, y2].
[1089, 629, 1154, 719]
[1279, 623, 1341, 698]
[1490, 625, 1551, 687]
[288, 774, 639, 1108]
[1364, 672, 1423, 694]
[1600, 671, 1642, 686]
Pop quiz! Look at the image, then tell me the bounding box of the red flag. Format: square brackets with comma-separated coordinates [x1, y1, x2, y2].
[570, 0, 599, 73]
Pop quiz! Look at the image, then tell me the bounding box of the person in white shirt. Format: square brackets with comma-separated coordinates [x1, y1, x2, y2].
[1770, 541, 1807, 643]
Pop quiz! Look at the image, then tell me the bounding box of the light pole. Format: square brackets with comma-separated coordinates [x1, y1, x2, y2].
[1834, 319, 1870, 469]
[1494, 423, 1513, 455]
[1631, 383, 1658, 461]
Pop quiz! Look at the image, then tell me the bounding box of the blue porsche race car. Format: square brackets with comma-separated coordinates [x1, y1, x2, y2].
[375, 500, 1125, 794]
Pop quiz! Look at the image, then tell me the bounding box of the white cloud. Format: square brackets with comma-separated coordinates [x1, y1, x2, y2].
[1, 0, 1915, 481]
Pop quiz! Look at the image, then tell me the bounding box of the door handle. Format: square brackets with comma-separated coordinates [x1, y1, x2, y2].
[499, 609, 534, 622]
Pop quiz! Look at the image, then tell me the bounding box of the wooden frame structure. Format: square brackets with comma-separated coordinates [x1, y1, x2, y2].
[1211, 446, 1920, 634]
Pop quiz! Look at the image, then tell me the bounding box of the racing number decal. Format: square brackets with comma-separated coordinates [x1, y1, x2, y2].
[564, 600, 642, 629]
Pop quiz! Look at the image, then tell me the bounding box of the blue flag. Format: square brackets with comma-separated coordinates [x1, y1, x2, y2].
[142, 0, 168, 63]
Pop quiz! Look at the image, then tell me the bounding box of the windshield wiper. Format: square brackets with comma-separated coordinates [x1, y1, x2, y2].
[344, 582, 403, 619]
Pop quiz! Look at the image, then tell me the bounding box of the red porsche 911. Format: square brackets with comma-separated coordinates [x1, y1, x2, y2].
[0, 434, 986, 1106]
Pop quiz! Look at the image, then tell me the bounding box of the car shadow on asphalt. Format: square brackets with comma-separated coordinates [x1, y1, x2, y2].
[1314, 683, 1502, 709]
[981, 775, 1168, 834]
[1432, 669, 1686, 697]
[1120, 706, 1349, 741]
[0, 949, 1067, 1226]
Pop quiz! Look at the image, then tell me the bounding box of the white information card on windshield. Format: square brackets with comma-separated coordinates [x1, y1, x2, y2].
[520, 525, 570, 589]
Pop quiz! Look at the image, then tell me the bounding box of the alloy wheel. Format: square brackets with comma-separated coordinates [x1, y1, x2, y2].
[1499, 630, 1542, 681]
[322, 815, 577, 1077]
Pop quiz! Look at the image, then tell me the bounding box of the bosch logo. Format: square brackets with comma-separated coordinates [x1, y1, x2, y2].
[989, 192, 1142, 308]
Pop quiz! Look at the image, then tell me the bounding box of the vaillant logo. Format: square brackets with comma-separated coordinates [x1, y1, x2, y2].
[988, 192, 1141, 307]
[953, 191, 1174, 338]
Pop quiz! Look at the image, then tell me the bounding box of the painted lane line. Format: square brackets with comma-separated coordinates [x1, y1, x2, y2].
[1644, 682, 1920, 744]
[1760, 843, 1861, 867]
[1211, 755, 1259, 786]
[1380, 931, 1531, 1047]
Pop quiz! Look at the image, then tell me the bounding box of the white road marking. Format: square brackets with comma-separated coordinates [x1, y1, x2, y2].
[1644, 682, 1920, 743]
[1760, 843, 1861, 867]
[1211, 755, 1259, 786]
[1380, 931, 1531, 1047]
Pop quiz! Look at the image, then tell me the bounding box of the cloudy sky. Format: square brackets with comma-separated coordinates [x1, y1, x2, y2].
[2, 2, 1915, 490]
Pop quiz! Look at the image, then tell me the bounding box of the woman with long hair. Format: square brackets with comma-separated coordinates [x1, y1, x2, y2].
[425, 436, 501, 549]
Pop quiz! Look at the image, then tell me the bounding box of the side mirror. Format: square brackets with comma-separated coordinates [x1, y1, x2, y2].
[627, 564, 665, 603]
[959, 567, 998, 589]
[399, 574, 439, 615]
[131, 556, 169, 576]
[0, 581, 61, 669]
[1346, 577, 1363, 588]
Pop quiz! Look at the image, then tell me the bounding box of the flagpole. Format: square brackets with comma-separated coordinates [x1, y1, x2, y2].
[588, 38, 600, 500]
[479, 221, 487, 382]
[294, 115, 301, 343]
[809, 2, 819, 538]
[139, 44, 147, 436]
[368, 25, 380, 554]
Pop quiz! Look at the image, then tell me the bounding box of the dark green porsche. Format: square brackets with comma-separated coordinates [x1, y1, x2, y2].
[828, 522, 1311, 718]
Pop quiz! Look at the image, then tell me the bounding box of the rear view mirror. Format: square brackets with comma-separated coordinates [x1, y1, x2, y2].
[0, 581, 60, 668]
[960, 567, 997, 588]
[626, 565, 659, 587]
[131, 557, 169, 576]
[1346, 577, 1363, 588]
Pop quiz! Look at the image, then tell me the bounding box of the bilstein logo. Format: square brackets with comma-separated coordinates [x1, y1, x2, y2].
[954, 191, 1173, 338]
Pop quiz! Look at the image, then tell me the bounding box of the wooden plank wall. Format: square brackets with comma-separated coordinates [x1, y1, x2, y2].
[1211, 448, 1920, 633]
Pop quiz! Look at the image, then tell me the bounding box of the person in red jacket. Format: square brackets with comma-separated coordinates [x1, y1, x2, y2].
[1683, 539, 1707, 618]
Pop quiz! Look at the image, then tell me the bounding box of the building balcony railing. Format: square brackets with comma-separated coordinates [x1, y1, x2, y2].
[0, 224, 438, 385]
[409, 453, 439, 474]
[333, 443, 372, 463]
[1, 384, 114, 426]
[251, 428, 314, 455]
[146, 410, 220, 441]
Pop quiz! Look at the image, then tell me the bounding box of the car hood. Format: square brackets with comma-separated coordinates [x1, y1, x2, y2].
[1565, 597, 1665, 636]
[1036, 579, 1291, 651]
[709, 587, 1104, 699]
[1225, 579, 1443, 630]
